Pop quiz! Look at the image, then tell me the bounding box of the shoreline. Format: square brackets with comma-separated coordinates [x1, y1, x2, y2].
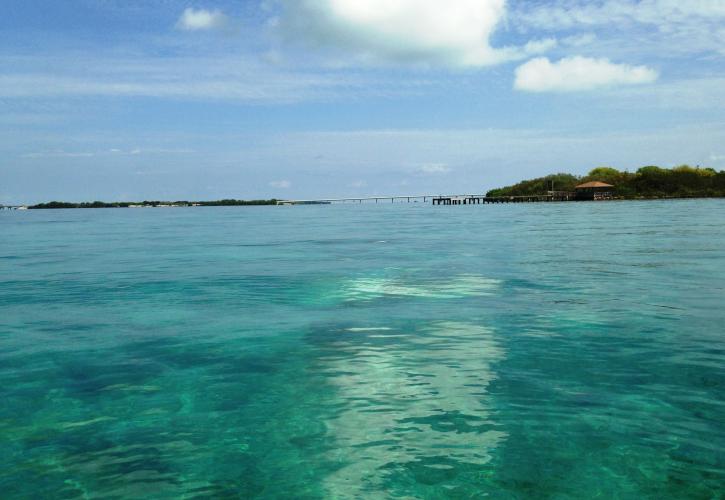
[3, 195, 725, 210]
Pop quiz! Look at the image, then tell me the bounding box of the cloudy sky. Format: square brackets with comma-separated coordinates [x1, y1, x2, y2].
[2, 0, 725, 203]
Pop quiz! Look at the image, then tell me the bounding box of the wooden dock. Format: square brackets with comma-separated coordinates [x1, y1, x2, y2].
[432, 192, 574, 205]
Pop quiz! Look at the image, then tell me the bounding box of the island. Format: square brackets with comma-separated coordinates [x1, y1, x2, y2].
[25, 199, 279, 209]
[486, 165, 725, 199]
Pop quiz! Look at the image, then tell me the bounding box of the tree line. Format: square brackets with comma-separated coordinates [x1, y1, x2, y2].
[28, 199, 279, 209]
[486, 165, 725, 198]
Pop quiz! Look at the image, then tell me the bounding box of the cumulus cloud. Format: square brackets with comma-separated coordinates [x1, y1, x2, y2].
[515, 56, 658, 92]
[276, 0, 548, 66]
[176, 8, 228, 31]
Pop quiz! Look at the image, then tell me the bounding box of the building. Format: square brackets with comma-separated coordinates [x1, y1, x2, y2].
[574, 181, 615, 201]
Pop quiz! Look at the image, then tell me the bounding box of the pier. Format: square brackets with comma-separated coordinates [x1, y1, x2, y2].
[277, 195, 436, 205]
[432, 192, 574, 205]
[278, 192, 575, 205]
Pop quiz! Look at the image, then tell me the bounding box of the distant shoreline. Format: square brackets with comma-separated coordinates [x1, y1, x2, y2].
[20, 199, 280, 210]
[2, 195, 725, 211]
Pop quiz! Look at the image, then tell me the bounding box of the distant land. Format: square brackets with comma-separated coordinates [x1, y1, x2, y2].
[23, 199, 279, 209]
[3, 165, 725, 210]
[487, 165, 725, 199]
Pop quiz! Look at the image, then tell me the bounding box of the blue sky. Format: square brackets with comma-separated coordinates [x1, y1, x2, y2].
[2, 0, 725, 203]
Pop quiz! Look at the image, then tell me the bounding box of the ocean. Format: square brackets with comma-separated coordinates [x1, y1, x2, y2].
[1, 200, 724, 498]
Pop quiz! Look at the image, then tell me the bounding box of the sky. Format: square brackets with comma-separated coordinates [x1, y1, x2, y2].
[1, 0, 725, 204]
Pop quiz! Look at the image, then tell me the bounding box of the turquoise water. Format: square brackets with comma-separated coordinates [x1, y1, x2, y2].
[1, 201, 724, 498]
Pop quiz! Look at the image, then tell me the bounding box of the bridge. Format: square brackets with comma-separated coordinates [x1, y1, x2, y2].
[277, 195, 438, 205]
[277, 192, 574, 205]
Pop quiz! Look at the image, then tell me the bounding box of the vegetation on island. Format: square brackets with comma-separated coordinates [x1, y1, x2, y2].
[196, 199, 278, 207]
[28, 199, 279, 209]
[486, 165, 725, 199]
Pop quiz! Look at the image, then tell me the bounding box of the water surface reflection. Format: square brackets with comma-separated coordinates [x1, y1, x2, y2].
[310, 321, 506, 497]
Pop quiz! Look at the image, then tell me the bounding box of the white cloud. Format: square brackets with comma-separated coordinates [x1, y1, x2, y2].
[514, 1, 725, 30]
[276, 0, 550, 66]
[176, 8, 228, 31]
[21, 150, 94, 159]
[0, 55, 423, 103]
[511, 1, 725, 57]
[515, 56, 658, 92]
[22, 148, 195, 159]
[418, 163, 451, 174]
[562, 33, 597, 47]
[269, 179, 291, 188]
[521, 38, 558, 54]
[610, 77, 725, 110]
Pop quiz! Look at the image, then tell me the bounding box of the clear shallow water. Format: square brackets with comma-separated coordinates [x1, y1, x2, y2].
[1, 201, 724, 499]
